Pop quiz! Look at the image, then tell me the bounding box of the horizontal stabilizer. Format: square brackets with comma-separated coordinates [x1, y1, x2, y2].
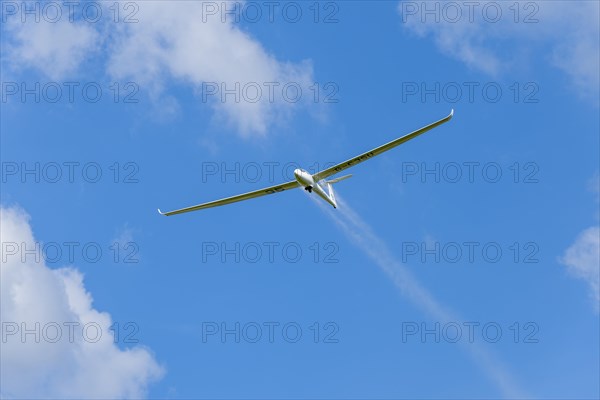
[325, 174, 353, 184]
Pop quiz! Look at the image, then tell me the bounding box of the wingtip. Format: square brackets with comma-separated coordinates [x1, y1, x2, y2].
[157, 208, 166, 215]
[449, 109, 454, 118]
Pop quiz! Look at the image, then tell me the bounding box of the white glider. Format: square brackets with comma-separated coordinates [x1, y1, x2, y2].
[158, 109, 454, 216]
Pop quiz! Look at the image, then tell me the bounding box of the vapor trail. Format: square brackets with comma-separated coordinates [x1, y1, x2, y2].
[310, 194, 529, 398]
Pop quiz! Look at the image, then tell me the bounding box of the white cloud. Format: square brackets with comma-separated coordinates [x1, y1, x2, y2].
[398, 1, 600, 100]
[559, 173, 600, 312]
[2, 1, 314, 136]
[2, 10, 100, 80]
[106, 1, 314, 136]
[0, 206, 164, 399]
[560, 227, 600, 311]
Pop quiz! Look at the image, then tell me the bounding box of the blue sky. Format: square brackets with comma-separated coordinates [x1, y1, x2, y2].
[1, 1, 599, 398]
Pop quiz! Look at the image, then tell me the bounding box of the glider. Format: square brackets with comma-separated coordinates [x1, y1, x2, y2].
[158, 109, 454, 216]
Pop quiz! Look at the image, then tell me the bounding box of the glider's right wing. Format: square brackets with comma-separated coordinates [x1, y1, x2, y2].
[313, 109, 454, 182]
[158, 180, 300, 216]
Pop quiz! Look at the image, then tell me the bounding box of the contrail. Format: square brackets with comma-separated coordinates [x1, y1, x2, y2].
[310, 193, 529, 398]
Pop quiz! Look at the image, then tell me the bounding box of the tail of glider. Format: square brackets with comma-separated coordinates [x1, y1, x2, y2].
[326, 182, 337, 208]
[323, 174, 352, 208]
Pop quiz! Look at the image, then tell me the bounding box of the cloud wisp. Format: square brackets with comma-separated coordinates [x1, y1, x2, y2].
[559, 173, 600, 312]
[310, 194, 528, 398]
[559, 226, 600, 312]
[398, 1, 600, 101]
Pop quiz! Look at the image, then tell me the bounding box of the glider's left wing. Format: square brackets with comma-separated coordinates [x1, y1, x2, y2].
[313, 109, 454, 182]
[158, 180, 300, 216]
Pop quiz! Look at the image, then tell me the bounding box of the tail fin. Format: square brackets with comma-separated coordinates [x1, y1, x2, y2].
[326, 182, 337, 208]
[324, 174, 351, 208]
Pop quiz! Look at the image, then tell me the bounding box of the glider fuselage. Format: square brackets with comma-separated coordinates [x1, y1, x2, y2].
[294, 168, 337, 208]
